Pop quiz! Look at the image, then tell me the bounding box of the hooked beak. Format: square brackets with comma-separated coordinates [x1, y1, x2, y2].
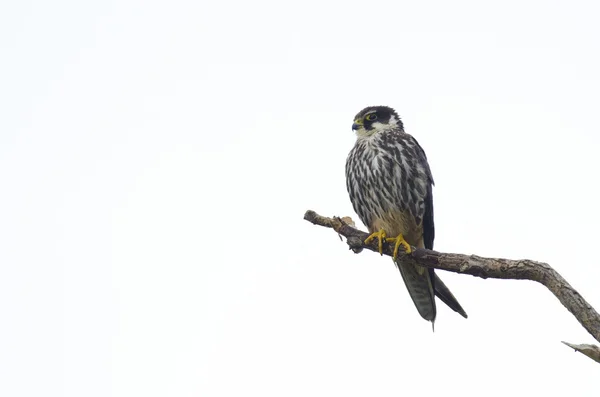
[352, 123, 360, 131]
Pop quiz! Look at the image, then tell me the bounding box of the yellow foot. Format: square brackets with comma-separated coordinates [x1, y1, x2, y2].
[385, 234, 412, 260]
[364, 228, 387, 255]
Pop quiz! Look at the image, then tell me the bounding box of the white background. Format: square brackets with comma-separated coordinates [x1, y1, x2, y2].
[2, 0, 600, 395]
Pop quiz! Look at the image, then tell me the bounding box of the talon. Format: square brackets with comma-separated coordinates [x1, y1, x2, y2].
[385, 234, 412, 260]
[364, 228, 387, 255]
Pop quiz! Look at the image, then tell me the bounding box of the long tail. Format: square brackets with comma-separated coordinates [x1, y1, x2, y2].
[395, 259, 437, 322]
[433, 273, 468, 318]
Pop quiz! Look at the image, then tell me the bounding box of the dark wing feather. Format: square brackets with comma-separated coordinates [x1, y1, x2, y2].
[423, 183, 435, 250]
[433, 273, 468, 318]
[414, 138, 467, 319]
[412, 137, 435, 249]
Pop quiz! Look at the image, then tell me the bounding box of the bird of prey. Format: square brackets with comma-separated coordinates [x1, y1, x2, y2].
[345, 105, 467, 324]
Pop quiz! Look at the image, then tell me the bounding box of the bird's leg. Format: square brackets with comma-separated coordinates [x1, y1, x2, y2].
[386, 234, 412, 260]
[364, 228, 387, 255]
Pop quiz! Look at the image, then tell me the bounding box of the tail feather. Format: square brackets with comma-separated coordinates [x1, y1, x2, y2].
[433, 273, 468, 318]
[395, 259, 436, 322]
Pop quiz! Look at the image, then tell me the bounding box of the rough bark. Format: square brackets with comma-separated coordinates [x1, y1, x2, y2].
[304, 210, 600, 363]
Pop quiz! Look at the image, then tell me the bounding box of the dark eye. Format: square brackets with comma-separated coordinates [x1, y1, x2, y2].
[365, 113, 377, 121]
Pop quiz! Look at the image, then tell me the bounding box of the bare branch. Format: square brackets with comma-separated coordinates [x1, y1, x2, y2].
[304, 210, 600, 363]
[562, 342, 600, 363]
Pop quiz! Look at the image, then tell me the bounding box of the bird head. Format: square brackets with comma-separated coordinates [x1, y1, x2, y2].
[352, 106, 403, 137]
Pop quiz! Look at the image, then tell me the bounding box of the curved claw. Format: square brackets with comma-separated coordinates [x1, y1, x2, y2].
[364, 229, 387, 255]
[386, 234, 412, 260]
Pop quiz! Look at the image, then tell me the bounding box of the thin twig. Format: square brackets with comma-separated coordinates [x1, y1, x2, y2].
[561, 342, 600, 363]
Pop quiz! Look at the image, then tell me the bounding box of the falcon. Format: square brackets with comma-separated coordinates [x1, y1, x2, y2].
[345, 105, 467, 324]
